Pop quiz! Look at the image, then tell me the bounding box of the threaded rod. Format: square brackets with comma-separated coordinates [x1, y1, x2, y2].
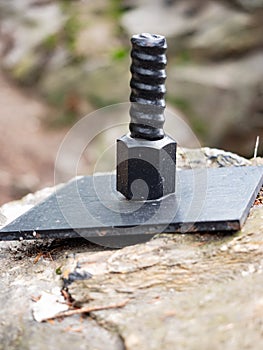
[129, 33, 167, 140]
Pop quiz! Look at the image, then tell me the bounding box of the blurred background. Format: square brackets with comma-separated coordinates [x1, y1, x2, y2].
[0, 0, 263, 205]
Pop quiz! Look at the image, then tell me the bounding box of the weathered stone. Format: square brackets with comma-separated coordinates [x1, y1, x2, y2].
[0, 149, 262, 350]
[232, 0, 263, 11]
[167, 52, 263, 156]
[121, 0, 263, 57]
[75, 19, 120, 59]
[121, 1, 263, 156]
[1, 0, 262, 160]
[0, 1, 65, 71]
[66, 203, 263, 350]
[39, 58, 129, 113]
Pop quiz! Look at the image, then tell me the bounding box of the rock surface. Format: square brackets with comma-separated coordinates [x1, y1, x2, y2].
[1, 0, 262, 157]
[167, 52, 263, 154]
[0, 149, 262, 350]
[0, 0, 65, 74]
[122, 0, 263, 156]
[67, 207, 263, 350]
[121, 0, 263, 57]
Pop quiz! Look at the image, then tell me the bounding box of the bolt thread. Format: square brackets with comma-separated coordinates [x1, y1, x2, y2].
[129, 33, 167, 140]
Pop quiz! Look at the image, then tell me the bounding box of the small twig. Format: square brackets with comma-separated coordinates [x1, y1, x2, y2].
[63, 325, 83, 333]
[47, 299, 130, 321]
[31, 295, 41, 302]
[254, 136, 259, 159]
[33, 252, 43, 264]
[61, 289, 73, 306]
[33, 251, 53, 264]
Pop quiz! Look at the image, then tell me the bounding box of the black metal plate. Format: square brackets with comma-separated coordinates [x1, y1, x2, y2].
[0, 166, 262, 241]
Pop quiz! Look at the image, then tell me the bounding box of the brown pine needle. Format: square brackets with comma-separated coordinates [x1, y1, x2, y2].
[46, 299, 130, 321]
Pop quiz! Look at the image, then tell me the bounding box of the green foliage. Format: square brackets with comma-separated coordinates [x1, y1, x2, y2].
[189, 116, 208, 138]
[88, 93, 119, 109]
[11, 53, 43, 85]
[168, 96, 192, 114]
[63, 15, 82, 52]
[111, 47, 128, 61]
[44, 87, 65, 107]
[167, 96, 208, 138]
[42, 80, 82, 128]
[108, 0, 126, 19]
[176, 50, 192, 64]
[55, 266, 62, 275]
[42, 34, 59, 51]
[59, 0, 83, 53]
[45, 110, 79, 129]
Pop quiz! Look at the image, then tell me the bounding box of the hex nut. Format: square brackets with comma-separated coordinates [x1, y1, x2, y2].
[117, 134, 176, 200]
